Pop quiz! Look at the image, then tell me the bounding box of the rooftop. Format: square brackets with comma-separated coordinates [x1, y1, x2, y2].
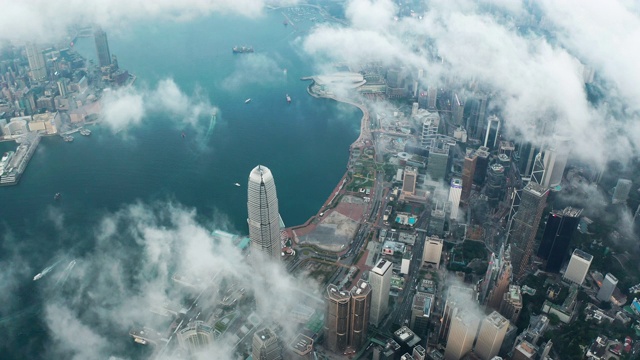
[572, 249, 594, 262]
[372, 259, 392, 275]
[290, 333, 313, 355]
[485, 311, 509, 328]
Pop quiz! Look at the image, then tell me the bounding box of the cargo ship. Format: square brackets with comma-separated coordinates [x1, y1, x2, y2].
[232, 46, 254, 54]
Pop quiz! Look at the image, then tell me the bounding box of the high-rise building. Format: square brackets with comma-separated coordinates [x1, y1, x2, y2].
[509, 183, 549, 279]
[324, 285, 351, 352]
[541, 136, 571, 188]
[597, 273, 618, 302]
[468, 94, 488, 139]
[349, 280, 371, 350]
[444, 311, 480, 360]
[537, 207, 582, 273]
[428, 203, 446, 237]
[401, 167, 418, 201]
[499, 285, 522, 324]
[427, 140, 450, 181]
[420, 111, 440, 148]
[252, 327, 283, 360]
[483, 115, 501, 149]
[474, 311, 508, 360]
[474, 146, 490, 185]
[422, 235, 443, 268]
[94, 28, 112, 68]
[413, 345, 426, 360]
[512, 340, 537, 360]
[452, 93, 465, 125]
[612, 178, 632, 204]
[370, 259, 392, 326]
[427, 87, 438, 110]
[247, 165, 282, 259]
[448, 178, 463, 220]
[438, 286, 476, 344]
[486, 247, 512, 310]
[177, 321, 214, 353]
[410, 292, 434, 336]
[563, 249, 593, 285]
[486, 164, 506, 207]
[461, 152, 477, 201]
[25, 43, 47, 81]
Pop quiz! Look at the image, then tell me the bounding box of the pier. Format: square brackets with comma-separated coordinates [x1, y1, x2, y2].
[1, 134, 40, 186]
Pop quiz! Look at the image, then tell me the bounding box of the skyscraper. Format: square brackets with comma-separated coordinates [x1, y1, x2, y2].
[422, 235, 443, 268]
[541, 136, 571, 188]
[444, 311, 480, 360]
[461, 151, 477, 201]
[252, 327, 283, 360]
[499, 285, 522, 324]
[483, 115, 501, 149]
[349, 280, 371, 350]
[427, 140, 451, 181]
[597, 273, 618, 302]
[25, 43, 47, 81]
[324, 285, 351, 352]
[94, 27, 112, 68]
[612, 178, 632, 204]
[486, 246, 512, 310]
[177, 321, 214, 353]
[509, 183, 549, 279]
[474, 311, 509, 360]
[474, 146, 490, 185]
[563, 249, 593, 285]
[486, 164, 506, 207]
[410, 292, 434, 336]
[537, 207, 582, 273]
[370, 259, 392, 326]
[448, 178, 462, 220]
[247, 165, 282, 259]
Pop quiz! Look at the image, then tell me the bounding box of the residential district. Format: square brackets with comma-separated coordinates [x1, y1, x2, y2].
[3, 10, 640, 360]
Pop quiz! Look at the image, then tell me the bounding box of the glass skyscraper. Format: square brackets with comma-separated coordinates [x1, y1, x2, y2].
[247, 165, 281, 259]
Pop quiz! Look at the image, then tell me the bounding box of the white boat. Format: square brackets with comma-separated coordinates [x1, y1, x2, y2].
[0, 151, 14, 177]
[33, 273, 43, 281]
[245, 98, 251, 104]
[234, 183, 241, 187]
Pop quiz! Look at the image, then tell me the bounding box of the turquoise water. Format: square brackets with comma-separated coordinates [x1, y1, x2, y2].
[0, 10, 359, 359]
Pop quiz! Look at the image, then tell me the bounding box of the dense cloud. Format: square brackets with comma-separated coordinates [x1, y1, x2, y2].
[0, 0, 298, 44]
[100, 78, 217, 139]
[302, 0, 640, 168]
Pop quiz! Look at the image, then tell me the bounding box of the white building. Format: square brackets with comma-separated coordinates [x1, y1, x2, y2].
[369, 259, 392, 326]
[597, 273, 618, 302]
[422, 236, 443, 268]
[448, 178, 463, 220]
[563, 249, 593, 285]
[444, 311, 479, 360]
[474, 311, 508, 360]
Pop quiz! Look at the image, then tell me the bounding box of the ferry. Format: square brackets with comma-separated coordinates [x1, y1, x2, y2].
[63, 135, 74, 142]
[232, 46, 254, 54]
[245, 98, 251, 104]
[234, 183, 241, 187]
[79, 128, 91, 136]
[33, 273, 43, 281]
[286, 94, 291, 103]
[54, 192, 61, 200]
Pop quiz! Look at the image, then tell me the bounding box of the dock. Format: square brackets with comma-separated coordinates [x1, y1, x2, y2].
[0, 134, 40, 186]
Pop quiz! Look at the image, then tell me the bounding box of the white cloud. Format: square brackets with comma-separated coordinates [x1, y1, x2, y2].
[222, 53, 287, 91]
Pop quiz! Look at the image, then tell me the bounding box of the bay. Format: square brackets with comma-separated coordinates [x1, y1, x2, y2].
[0, 9, 359, 359]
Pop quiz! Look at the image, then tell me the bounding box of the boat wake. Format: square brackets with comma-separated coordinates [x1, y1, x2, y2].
[33, 259, 62, 281]
[54, 259, 77, 287]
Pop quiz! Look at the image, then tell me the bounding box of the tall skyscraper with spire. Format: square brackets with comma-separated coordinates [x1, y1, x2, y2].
[94, 27, 112, 68]
[247, 165, 281, 259]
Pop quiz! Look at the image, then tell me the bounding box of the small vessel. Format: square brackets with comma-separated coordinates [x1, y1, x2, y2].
[33, 273, 43, 281]
[79, 128, 91, 136]
[286, 94, 291, 103]
[283, 68, 287, 75]
[234, 183, 241, 187]
[232, 46, 254, 54]
[181, 132, 186, 139]
[283, 20, 288, 26]
[245, 98, 251, 104]
[54, 192, 61, 200]
[63, 135, 74, 142]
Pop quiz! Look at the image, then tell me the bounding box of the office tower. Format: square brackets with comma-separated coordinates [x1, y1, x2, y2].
[475, 312, 508, 360]
[252, 327, 283, 360]
[370, 259, 392, 326]
[468, 94, 488, 139]
[386, 68, 401, 88]
[474, 146, 490, 185]
[427, 140, 450, 181]
[541, 136, 570, 188]
[427, 86, 437, 110]
[444, 311, 480, 360]
[349, 280, 371, 350]
[177, 321, 214, 352]
[57, 78, 69, 97]
[25, 43, 47, 81]
[461, 152, 477, 201]
[289, 334, 314, 359]
[94, 28, 112, 68]
[484, 115, 501, 149]
[487, 247, 512, 310]
[486, 164, 506, 207]
[418, 89, 428, 109]
[438, 286, 476, 344]
[537, 207, 582, 272]
[428, 203, 446, 237]
[410, 292, 434, 336]
[597, 273, 618, 302]
[563, 249, 593, 285]
[324, 285, 351, 352]
[247, 165, 282, 259]
[499, 285, 522, 324]
[448, 178, 463, 220]
[509, 183, 549, 279]
[612, 178, 632, 204]
[411, 102, 419, 117]
[480, 252, 500, 304]
[420, 111, 440, 148]
[422, 236, 443, 268]
[413, 345, 426, 360]
[452, 93, 465, 125]
[539, 340, 553, 359]
[401, 167, 418, 200]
